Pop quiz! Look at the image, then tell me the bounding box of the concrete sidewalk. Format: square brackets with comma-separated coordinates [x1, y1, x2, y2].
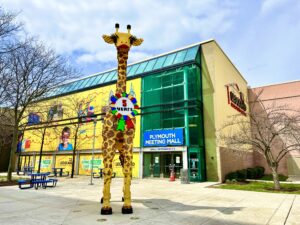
[0, 176, 299, 225]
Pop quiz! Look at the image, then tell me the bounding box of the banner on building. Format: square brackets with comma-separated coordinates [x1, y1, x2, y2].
[35, 156, 52, 172]
[55, 155, 73, 174]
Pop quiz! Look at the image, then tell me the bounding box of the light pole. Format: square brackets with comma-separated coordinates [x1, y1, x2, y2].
[89, 119, 97, 185]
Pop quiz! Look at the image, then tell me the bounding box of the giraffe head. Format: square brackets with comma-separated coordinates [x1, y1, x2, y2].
[102, 23, 143, 50]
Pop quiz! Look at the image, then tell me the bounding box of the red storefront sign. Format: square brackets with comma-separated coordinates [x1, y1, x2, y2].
[225, 83, 247, 116]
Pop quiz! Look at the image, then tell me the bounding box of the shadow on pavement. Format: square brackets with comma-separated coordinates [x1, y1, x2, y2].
[132, 198, 243, 215]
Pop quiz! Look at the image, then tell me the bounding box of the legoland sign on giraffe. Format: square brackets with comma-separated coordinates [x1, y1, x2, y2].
[225, 83, 247, 116]
[110, 92, 139, 131]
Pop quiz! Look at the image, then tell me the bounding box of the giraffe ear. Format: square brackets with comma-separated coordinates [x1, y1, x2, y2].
[102, 34, 117, 44]
[130, 36, 143, 46]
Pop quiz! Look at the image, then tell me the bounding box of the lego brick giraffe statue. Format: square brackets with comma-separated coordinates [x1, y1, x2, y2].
[100, 24, 143, 215]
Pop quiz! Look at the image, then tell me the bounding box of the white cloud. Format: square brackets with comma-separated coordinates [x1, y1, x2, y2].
[261, 0, 290, 14]
[0, 0, 237, 67]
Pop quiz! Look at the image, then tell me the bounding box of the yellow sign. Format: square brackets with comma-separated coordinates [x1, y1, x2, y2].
[78, 153, 139, 178]
[55, 155, 73, 174]
[79, 154, 103, 175]
[113, 153, 139, 178]
[34, 155, 53, 172]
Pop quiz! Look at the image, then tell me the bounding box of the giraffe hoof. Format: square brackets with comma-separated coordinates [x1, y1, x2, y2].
[122, 206, 133, 214]
[100, 197, 103, 204]
[101, 207, 112, 215]
[122, 197, 124, 202]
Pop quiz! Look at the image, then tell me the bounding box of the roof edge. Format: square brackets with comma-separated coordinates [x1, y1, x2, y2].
[61, 39, 215, 86]
[204, 40, 248, 84]
[250, 79, 300, 89]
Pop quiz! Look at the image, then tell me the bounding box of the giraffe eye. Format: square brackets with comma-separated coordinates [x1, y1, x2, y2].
[111, 34, 118, 43]
[129, 35, 137, 44]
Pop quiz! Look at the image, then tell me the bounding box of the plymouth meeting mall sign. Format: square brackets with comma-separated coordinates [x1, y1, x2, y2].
[143, 128, 184, 147]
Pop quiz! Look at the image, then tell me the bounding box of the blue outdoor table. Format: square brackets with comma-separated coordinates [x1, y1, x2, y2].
[29, 172, 51, 189]
[19, 166, 34, 175]
[52, 168, 64, 177]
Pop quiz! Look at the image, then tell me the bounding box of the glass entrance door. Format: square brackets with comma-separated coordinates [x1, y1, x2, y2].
[189, 152, 199, 181]
[173, 153, 182, 178]
[143, 152, 183, 178]
[153, 153, 160, 177]
[188, 147, 206, 182]
[143, 153, 152, 177]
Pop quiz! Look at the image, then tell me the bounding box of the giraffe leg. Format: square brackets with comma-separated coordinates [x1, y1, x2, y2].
[121, 135, 134, 214]
[101, 145, 115, 215]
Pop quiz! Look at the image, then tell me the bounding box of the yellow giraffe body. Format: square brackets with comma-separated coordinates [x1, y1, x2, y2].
[101, 24, 143, 215]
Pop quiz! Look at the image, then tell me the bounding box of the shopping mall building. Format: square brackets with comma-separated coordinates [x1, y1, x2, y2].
[18, 40, 300, 182]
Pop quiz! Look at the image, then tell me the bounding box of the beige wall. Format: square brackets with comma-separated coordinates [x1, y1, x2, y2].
[202, 41, 253, 181]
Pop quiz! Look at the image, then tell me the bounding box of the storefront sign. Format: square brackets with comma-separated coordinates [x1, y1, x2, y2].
[143, 128, 183, 147]
[81, 159, 102, 169]
[41, 159, 51, 168]
[226, 83, 247, 116]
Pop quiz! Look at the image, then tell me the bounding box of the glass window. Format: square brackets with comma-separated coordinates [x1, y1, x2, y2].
[126, 66, 132, 75]
[102, 72, 113, 83]
[92, 75, 102, 86]
[55, 86, 66, 95]
[128, 64, 140, 77]
[144, 59, 157, 72]
[153, 56, 166, 70]
[188, 66, 201, 100]
[135, 61, 148, 74]
[184, 46, 199, 62]
[80, 77, 92, 89]
[173, 72, 184, 85]
[64, 82, 77, 92]
[161, 75, 172, 88]
[84, 76, 97, 88]
[51, 87, 61, 96]
[71, 79, 84, 90]
[173, 50, 187, 64]
[142, 66, 204, 147]
[109, 71, 118, 81]
[162, 53, 176, 68]
[78, 78, 90, 89]
[97, 73, 108, 84]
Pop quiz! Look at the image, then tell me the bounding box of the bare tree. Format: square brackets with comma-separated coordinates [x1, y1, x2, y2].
[24, 102, 53, 173]
[63, 94, 99, 178]
[0, 8, 22, 53]
[0, 108, 14, 172]
[219, 90, 300, 190]
[2, 38, 77, 181]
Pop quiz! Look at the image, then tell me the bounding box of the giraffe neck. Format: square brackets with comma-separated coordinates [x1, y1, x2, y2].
[116, 47, 129, 94]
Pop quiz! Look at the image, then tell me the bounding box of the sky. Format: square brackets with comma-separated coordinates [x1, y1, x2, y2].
[0, 0, 299, 87]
